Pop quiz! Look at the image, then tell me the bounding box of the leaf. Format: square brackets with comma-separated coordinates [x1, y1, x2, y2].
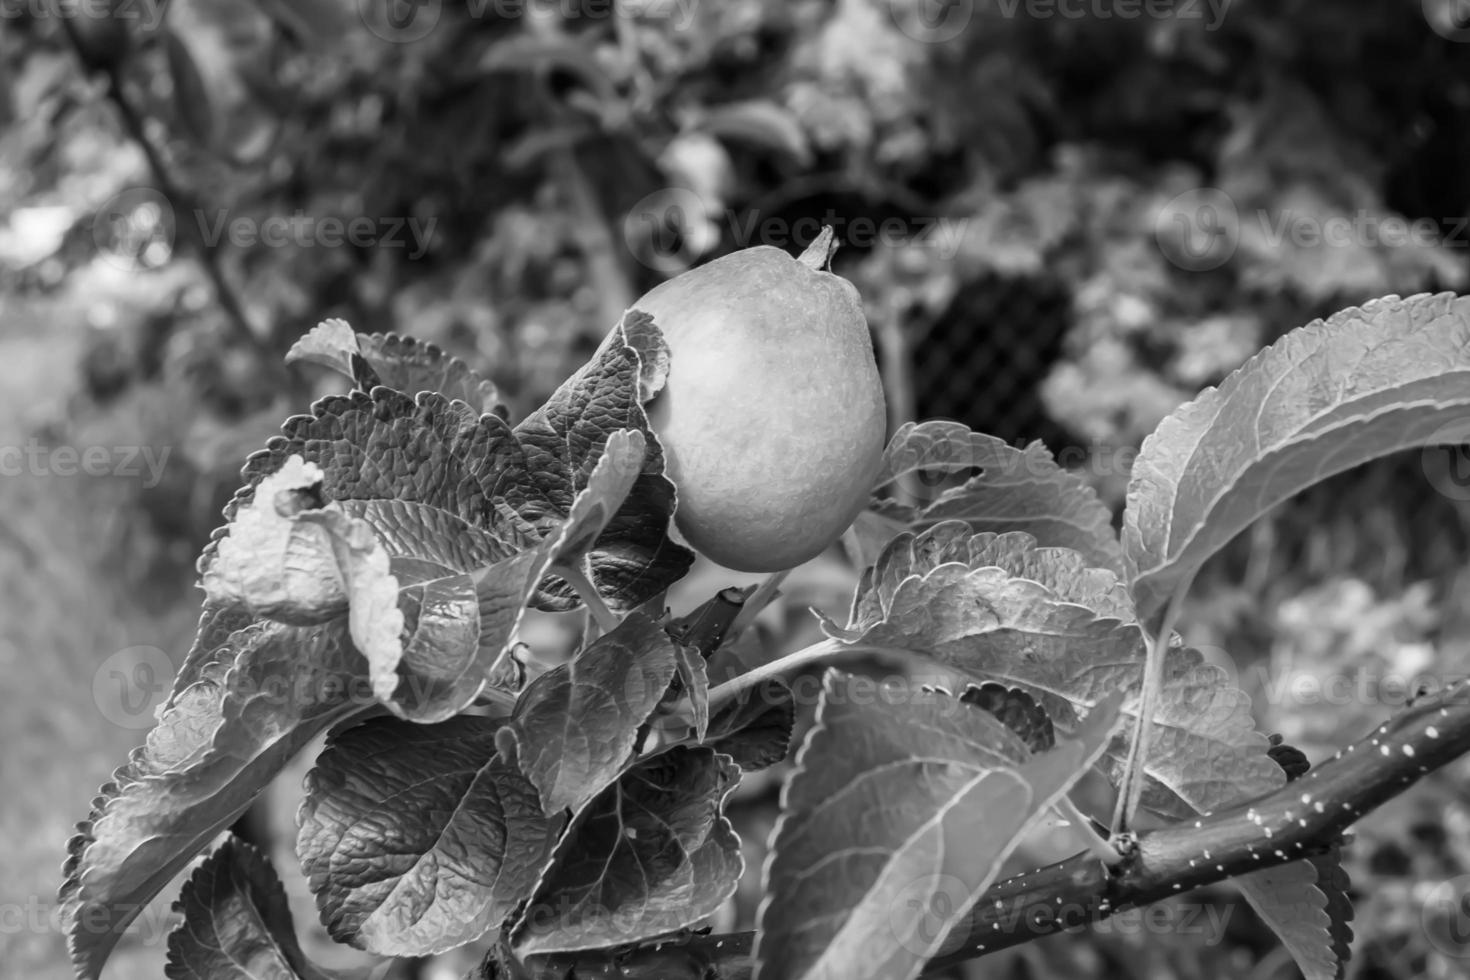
[283, 318, 363, 379]
[541, 427, 649, 566]
[62, 620, 367, 980]
[165, 837, 330, 980]
[200, 428, 650, 724]
[870, 422, 1123, 576]
[1317, 853, 1356, 972]
[958, 683, 1055, 754]
[672, 642, 711, 742]
[213, 387, 529, 568]
[297, 715, 563, 956]
[1124, 292, 1470, 620]
[167, 598, 255, 705]
[68, 320, 694, 978]
[212, 349, 682, 719]
[513, 310, 692, 610]
[1231, 739, 1355, 980]
[512, 746, 744, 956]
[201, 455, 404, 700]
[225, 309, 691, 617]
[754, 673, 1122, 980]
[850, 521, 1135, 630]
[286, 319, 505, 417]
[704, 678, 796, 771]
[348, 331, 505, 417]
[162, 29, 216, 149]
[823, 528, 1282, 819]
[496, 612, 679, 816]
[665, 586, 751, 660]
[1234, 852, 1354, 980]
[389, 429, 655, 721]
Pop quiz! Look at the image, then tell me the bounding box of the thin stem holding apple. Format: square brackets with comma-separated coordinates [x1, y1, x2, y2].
[727, 569, 790, 637]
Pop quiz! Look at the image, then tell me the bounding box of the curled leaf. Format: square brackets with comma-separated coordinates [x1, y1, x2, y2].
[202, 455, 404, 699]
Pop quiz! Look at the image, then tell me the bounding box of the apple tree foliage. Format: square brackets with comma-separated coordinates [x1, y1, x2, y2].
[56, 291, 1470, 980]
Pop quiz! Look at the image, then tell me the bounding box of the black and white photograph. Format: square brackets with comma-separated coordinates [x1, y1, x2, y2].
[5, 1, 1470, 977]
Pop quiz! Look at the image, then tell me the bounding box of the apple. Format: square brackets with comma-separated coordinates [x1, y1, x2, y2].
[632, 230, 886, 571]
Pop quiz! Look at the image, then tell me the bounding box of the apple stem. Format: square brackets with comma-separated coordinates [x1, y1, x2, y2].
[797, 226, 839, 271]
[728, 569, 790, 637]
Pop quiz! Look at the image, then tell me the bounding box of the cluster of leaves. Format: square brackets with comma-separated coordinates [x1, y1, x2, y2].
[60, 291, 1470, 980]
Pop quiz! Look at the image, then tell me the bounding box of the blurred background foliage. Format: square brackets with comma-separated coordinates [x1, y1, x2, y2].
[7, 0, 1470, 977]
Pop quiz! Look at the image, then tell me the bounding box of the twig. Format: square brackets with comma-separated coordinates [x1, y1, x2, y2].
[552, 143, 632, 332]
[63, 28, 278, 369]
